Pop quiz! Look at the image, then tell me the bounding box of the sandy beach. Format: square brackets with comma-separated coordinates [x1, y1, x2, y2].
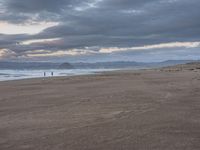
[0, 63, 200, 150]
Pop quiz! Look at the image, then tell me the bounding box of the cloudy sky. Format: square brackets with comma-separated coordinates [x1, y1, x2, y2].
[0, 0, 200, 62]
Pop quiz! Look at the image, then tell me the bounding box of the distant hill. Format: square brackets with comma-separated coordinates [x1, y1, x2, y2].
[72, 61, 143, 69]
[72, 60, 196, 69]
[0, 60, 197, 70]
[58, 63, 74, 69]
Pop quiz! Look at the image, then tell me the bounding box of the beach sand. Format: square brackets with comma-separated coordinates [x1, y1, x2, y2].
[0, 63, 200, 150]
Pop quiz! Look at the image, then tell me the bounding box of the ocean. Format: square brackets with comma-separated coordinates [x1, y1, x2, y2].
[0, 69, 116, 81]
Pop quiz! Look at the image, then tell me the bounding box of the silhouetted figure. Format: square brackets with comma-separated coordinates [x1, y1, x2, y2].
[44, 72, 46, 77]
[51, 72, 54, 76]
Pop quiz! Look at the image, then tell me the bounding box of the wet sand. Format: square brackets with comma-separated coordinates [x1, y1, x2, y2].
[0, 63, 200, 150]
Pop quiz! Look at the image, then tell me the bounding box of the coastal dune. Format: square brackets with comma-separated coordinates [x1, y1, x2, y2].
[0, 63, 200, 150]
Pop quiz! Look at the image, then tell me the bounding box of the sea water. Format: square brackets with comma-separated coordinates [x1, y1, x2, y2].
[0, 69, 116, 81]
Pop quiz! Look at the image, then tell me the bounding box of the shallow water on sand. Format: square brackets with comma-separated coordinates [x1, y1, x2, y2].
[0, 69, 117, 81]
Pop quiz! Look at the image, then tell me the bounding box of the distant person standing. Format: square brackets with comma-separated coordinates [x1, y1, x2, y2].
[44, 72, 46, 77]
[51, 72, 54, 76]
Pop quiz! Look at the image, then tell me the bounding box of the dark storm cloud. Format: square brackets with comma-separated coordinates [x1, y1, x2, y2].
[0, 0, 200, 61]
[98, 0, 158, 9]
[5, 0, 69, 13]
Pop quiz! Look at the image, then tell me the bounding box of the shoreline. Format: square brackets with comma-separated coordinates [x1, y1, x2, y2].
[0, 67, 147, 82]
[0, 68, 114, 82]
[0, 63, 190, 82]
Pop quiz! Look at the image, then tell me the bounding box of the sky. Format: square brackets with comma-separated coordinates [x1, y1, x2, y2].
[0, 0, 200, 62]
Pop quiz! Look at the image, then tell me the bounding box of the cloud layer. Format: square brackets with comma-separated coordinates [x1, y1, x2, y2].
[0, 0, 200, 62]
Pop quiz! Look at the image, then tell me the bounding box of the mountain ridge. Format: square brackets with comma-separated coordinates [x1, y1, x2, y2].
[0, 60, 198, 70]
